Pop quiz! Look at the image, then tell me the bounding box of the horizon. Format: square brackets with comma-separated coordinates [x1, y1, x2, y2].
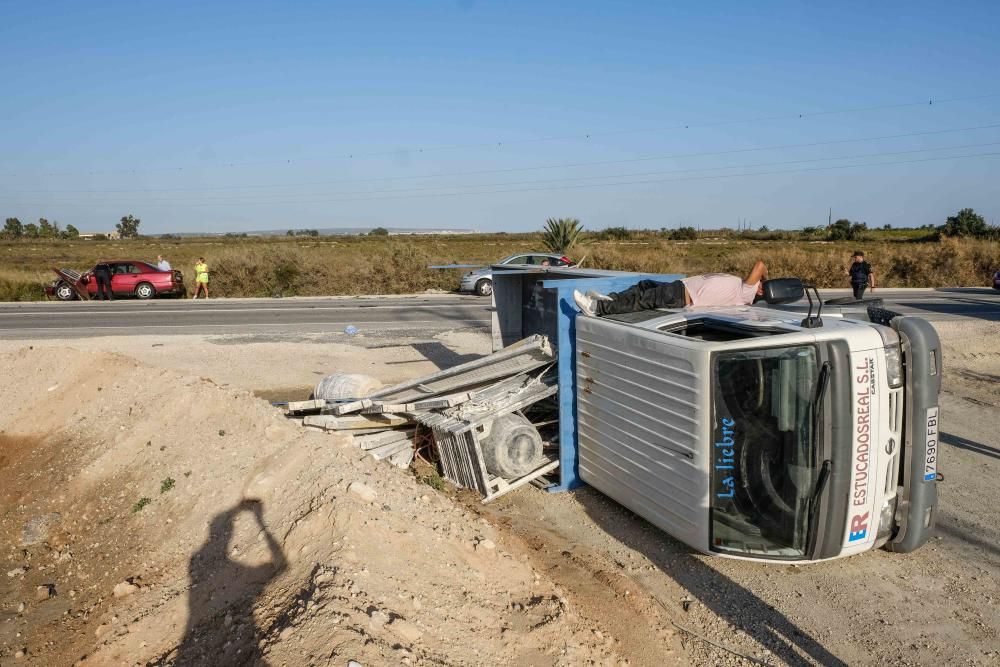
[2, 1, 998, 234]
[13, 220, 950, 238]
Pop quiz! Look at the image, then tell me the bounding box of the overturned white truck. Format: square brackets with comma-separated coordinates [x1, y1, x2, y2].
[491, 268, 941, 564]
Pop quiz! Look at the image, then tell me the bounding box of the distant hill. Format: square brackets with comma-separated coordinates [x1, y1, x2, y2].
[154, 227, 478, 238]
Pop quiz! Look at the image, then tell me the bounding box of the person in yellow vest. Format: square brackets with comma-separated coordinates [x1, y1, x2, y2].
[192, 257, 210, 299]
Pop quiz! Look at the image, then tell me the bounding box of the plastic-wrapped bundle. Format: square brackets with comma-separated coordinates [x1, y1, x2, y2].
[313, 373, 382, 400]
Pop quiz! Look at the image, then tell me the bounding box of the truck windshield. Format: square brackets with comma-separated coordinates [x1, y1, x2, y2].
[710, 345, 820, 558]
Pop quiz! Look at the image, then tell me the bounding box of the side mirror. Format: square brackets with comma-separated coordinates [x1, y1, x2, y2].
[761, 278, 804, 305]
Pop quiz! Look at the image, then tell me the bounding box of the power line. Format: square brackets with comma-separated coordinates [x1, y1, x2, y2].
[6, 121, 1000, 194]
[5, 150, 998, 208]
[4, 91, 999, 178]
[11, 140, 1000, 204]
[201, 150, 1000, 204]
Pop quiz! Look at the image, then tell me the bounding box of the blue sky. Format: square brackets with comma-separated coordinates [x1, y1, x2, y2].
[1, 0, 998, 234]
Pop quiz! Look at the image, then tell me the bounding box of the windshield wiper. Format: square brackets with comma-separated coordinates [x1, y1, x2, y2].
[809, 459, 832, 510]
[804, 362, 832, 556]
[811, 361, 831, 446]
[805, 458, 833, 554]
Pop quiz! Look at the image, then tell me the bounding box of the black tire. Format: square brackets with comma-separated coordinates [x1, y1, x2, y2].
[824, 296, 884, 308]
[867, 306, 903, 326]
[135, 282, 156, 300]
[480, 414, 545, 479]
[54, 282, 77, 301]
[475, 278, 493, 297]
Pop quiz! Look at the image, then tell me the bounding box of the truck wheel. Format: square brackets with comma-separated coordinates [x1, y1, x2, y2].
[475, 279, 493, 297]
[55, 283, 77, 301]
[824, 296, 884, 308]
[480, 413, 544, 479]
[135, 282, 156, 300]
[867, 306, 903, 327]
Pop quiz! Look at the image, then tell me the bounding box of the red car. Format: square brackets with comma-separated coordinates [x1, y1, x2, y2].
[46, 261, 185, 301]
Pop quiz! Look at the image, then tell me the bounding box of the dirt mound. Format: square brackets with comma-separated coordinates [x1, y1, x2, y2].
[0, 348, 630, 665]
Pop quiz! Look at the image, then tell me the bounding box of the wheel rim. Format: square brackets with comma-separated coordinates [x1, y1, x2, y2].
[479, 281, 492, 296]
[138, 285, 153, 298]
[57, 285, 73, 299]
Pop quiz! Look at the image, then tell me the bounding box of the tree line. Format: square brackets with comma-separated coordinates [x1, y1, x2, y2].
[540, 207, 997, 252]
[2, 208, 994, 245]
[2, 217, 79, 240]
[1, 214, 142, 240]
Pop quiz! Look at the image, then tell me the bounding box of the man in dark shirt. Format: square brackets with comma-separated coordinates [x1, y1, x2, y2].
[93, 261, 113, 301]
[846, 251, 875, 300]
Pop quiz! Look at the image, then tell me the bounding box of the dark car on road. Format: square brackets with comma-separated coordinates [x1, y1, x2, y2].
[46, 261, 185, 301]
[993, 270, 1000, 291]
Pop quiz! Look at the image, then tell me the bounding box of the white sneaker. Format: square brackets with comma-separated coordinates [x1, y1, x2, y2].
[573, 289, 597, 316]
[586, 290, 613, 302]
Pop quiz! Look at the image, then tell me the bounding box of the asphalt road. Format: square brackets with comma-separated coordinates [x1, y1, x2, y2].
[0, 294, 492, 339]
[0, 288, 997, 339]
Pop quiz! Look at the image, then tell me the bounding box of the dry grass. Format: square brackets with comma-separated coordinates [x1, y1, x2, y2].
[586, 237, 1000, 288]
[1, 234, 997, 301]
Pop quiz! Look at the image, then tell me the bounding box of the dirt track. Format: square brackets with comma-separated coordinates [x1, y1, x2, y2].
[1, 321, 998, 666]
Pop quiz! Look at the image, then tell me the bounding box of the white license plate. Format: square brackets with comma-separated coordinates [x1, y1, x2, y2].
[924, 407, 939, 481]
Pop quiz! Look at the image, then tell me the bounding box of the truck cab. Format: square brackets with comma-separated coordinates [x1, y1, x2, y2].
[574, 290, 941, 563]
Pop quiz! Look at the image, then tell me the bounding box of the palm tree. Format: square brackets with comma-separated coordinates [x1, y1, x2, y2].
[542, 218, 582, 254]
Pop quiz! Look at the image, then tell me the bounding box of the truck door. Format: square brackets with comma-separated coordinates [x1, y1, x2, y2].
[575, 316, 711, 552]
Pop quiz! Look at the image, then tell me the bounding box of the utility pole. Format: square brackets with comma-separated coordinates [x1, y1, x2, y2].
[828, 207, 832, 227]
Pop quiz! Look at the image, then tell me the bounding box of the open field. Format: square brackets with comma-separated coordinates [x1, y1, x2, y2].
[2, 233, 999, 301]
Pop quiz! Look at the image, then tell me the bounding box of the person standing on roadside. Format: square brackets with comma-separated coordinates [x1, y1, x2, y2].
[845, 250, 875, 300]
[93, 260, 113, 301]
[192, 257, 210, 299]
[156, 254, 171, 272]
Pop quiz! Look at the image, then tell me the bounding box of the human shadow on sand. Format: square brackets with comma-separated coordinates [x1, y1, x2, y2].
[166, 499, 287, 666]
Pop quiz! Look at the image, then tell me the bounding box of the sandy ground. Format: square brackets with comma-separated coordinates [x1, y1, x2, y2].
[0, 337, 645, 666]
[0, 328, 492, 401]
[1, 320, 998, 666]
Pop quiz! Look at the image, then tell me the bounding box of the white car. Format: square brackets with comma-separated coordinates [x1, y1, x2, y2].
[459, 253, 575, 296]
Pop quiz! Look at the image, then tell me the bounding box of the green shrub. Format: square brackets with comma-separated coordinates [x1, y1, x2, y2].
[132, 497, 152, 513]
[670, 226, 698, 241]
[595, 226, 632, 241]
[542, 218, 583, 253]
[0, 279, 42, 302]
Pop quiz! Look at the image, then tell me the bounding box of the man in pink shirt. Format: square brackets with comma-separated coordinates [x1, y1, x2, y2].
[573, 261, 768, 316]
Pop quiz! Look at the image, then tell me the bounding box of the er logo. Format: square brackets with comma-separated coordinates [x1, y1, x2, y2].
[848, 512, 869, 542]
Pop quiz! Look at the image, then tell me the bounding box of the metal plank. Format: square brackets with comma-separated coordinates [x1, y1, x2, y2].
[368, 439, 412, 461]
[284, 399, 327, 414]
[482, 460, 560, 503]
[447, 385, 558, 434]
[332, 335, 553, 415]
[303, 414, 411, 431]
[412, 392, 472, 410]
[389, 447, 415, 468]
[355, 430, 413, 451]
